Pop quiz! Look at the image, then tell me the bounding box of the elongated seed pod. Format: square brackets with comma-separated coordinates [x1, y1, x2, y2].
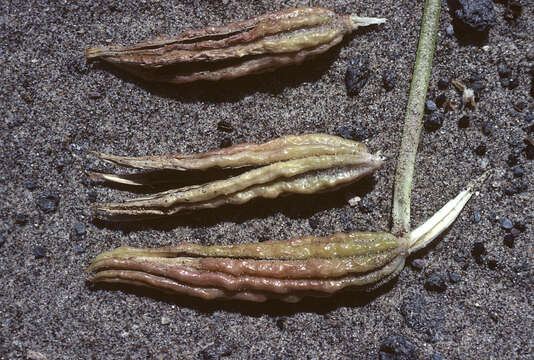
[89, 134, 383, 220]
[88, 231, 407, 302]
[85, 7, 386, 84]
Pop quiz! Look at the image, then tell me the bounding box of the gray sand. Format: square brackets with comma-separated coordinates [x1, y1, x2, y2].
[1, 1, 532, 359]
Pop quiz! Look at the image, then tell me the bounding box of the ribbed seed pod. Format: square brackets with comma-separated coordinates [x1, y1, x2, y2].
[88, 231, 407, 302]
[85, 7, 385, 84]
[89, 134, 383, 220]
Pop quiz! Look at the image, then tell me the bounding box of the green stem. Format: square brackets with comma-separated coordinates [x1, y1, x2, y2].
[391, 0, 442, 236]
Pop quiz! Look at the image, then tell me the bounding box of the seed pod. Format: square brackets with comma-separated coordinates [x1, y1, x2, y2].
[88, 231, 407, 302]
[89, 134, 383, 221]
[85, 7, 386, 84]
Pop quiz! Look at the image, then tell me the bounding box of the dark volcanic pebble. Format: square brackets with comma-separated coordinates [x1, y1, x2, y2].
[487, 258, 498, 270]
[512, 166, 524, 177]
[336, 124, 370, 141]
[411, 259, 425, 270]
[37, 192, 60, 213]
[217, 120, 234, 133]
[472, 242, 487, 257]
[33, 245, 47, 259]
[15, 213, 28, 225]
[481, 121, 492, 136]
[73, 222, 86, 237]
[514, 221, 526, 233]
[74, 245, 85, 255]
[425, 273, 447, 292]
[503, 233, 515, 248]
[497, 63, 512, 79]
[87, 190, 97, 203]
[458, 115, 470, 128]
[24, 180, 37, 190]
[474, 144, 486, 156]
[500, 218, 513, 230]
[424, 113, 443, 131]
[382, 70, 397, 91]
[220, 137, 232, 148]
[438, 78, 449, 90]
[435, 93, 447, 108]
[379, 336, 418, 360]
[449, 272, 460, 283]
[425, 100, 438, 112]
[201, 338, 234, 360]
[345, 56, 370, 96]
[448, 0, 496, 32]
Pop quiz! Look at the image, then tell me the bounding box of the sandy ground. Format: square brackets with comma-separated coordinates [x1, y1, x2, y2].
[1, 0, 532, 359]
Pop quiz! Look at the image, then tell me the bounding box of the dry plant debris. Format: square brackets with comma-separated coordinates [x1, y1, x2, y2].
[86, 7, 385, 84]
[90, 134, 383, 220]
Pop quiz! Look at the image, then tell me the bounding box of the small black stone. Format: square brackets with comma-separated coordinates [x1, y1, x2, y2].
[524, 140, 534, 159]
[37, 192, 60, 213]
[220, 137, 232, 148]
[358, 198, 372, 213]
[512, 166, 524, 177]
[487, 258, 498, 270]
[449, 272, 460, 283]
[382, 70, 397, 91]
[474, 144, 486, 156]
[497, 63, 511, 79]
[435, 94, 447, 108]
[345, 56, 370, 96]
[0, 233, 5, 247]
[471, 210, 481, 223]
[503, 233, 515, 248]
[336, 124, 370, 141]
[88, 190, 98, 203]
[508, 78, 519, 89]
[504, 0, 522, 20]
[458, 115, 470, 128]
[438, 78, 449, 90]
[506, 153, 519, 167]
[411, 259, 425, 271]
[216, 120, 234, 133]
[481, 121, 492, 136]
[308, 217, 318, 230]
[513, 221, 526, 233]
[33, 245, 47, 259]
[449, 0, 496, 33]
[472, 242, 486, 257]
[74, 245, 85, 255]
[515, 102, 527, 112]
[425, 100, 438, 113]
[201, 338, 234, 360]
[425, 273, 447, 292]
[471, 78, 486, 92]
[24, 180, 37, 190]
[73, 222, 86, 237]
[379, 336, 418, 360]
[500, 218, 513, 230]
[15, 213, 28, 225]
[424, 113, 443, 131]
[57, 159, 65, 172]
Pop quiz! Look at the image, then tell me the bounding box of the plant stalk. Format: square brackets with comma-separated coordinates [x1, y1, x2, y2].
[392, 0, 442, 236]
